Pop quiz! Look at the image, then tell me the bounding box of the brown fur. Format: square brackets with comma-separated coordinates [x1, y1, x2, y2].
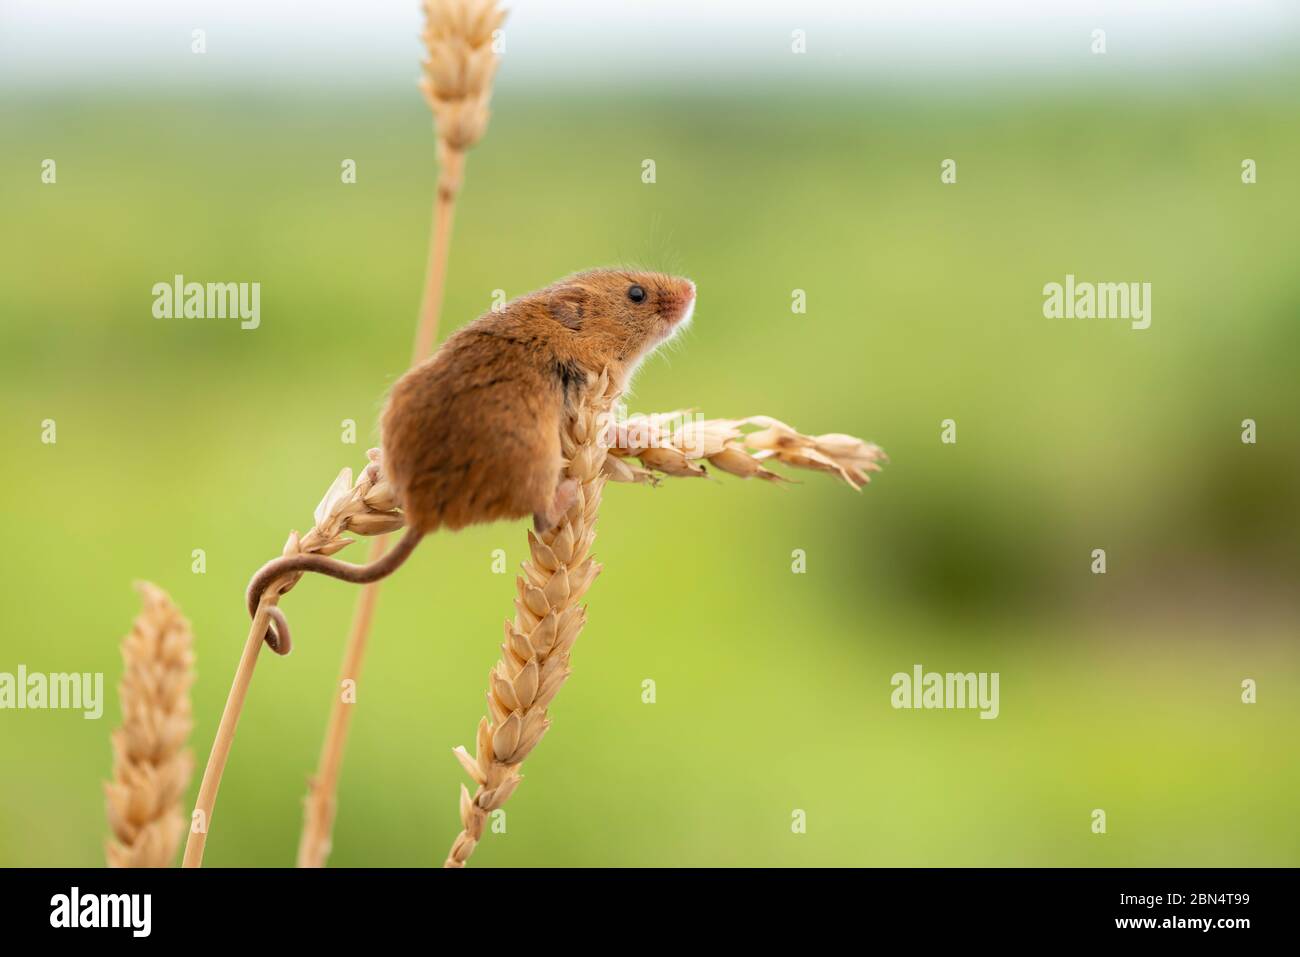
[383, 268, 695, 533]
[246, 268, 695, 652]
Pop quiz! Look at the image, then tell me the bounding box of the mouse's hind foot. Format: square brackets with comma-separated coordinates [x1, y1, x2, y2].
[533, 477, 580, 533]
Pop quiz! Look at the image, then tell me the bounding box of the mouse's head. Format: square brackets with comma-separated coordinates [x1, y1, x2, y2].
[546, 268, 696, 385]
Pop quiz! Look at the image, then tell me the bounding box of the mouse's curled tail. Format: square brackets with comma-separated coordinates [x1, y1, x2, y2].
[246, 527, 424, 655]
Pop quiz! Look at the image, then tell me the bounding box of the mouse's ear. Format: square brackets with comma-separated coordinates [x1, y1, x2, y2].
[547, 284, 587, 330]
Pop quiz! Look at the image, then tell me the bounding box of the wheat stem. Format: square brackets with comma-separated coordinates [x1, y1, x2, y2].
[295, 0, 506, 869]
[181, 604, 267, 868]
[294, 548, 382, 868]
[296, 147, 459, 866]
[183, 458, 403, 867]
[413, 148, 465, 362]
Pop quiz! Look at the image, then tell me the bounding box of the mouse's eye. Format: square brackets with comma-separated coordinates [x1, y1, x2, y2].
[627, 284, 646, 303]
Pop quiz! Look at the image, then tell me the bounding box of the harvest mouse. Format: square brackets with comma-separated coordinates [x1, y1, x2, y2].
[247, 268, 697, 652]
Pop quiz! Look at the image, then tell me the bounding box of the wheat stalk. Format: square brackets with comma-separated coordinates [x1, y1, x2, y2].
[105, 582, 196, 868]
[414, 0, 506, 359]
[295, 0, 507, 868]
[443, 390, 886, 867]
[181, 387, 879, 867]
[443, 370, 616, 867]
[182, 455, 402, 867]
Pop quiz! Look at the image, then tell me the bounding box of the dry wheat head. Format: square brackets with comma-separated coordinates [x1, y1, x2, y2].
[441, 396, 885, 865]
[105, 582, 196, 867]
[604, 411, 888, 489]
[262, 450, 406, 622]
[443, 369, 615, 867]
[419, 0, 508, 168]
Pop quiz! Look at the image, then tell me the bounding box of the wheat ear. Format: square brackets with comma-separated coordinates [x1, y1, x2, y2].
[182, 455, 402, 867]
[414, 0, 506, 359]
[443, 370, 616, 867]
[295, 0, 506, 868]
[105, 582, 196, 868]
[604, 411, 887, 488]
[444, 403, 885, 867]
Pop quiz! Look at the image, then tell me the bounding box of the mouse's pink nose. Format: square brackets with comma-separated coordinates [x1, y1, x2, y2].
[669, 278, 696, 327]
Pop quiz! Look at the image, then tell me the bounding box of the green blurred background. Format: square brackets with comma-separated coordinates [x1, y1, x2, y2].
[2, 10, 1299, 867]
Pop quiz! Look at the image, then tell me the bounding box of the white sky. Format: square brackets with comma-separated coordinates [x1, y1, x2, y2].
[1, 0, 1296, 91]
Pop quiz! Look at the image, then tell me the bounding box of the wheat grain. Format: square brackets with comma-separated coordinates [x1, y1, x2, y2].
[604, 411, 887, 489]
[241, 449, 406, 656]
[442, 386, 886, 866]
[443, 369, 615, 868]
[185, 391, 879, 868]
[419, 0, 506, 155]
[266, 451, 406, 652]
[105, 582, 196, 868]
